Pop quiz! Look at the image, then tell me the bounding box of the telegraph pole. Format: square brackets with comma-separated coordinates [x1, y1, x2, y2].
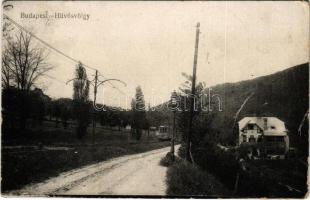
[91, 72, 126, 147]
[92, 70, 98, 146]
[67, 67, 126, 148]
[170, 90, 178, 160]
[186, 22, 200, 162]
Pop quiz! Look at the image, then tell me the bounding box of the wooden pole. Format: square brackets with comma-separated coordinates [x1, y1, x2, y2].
[92, 70, 98, 146]
[186, 22, 200, 162]
[171, 110, 176, 160]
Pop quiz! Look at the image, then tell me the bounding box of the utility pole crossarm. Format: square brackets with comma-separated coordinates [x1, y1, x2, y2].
[97, 78, 127, 87]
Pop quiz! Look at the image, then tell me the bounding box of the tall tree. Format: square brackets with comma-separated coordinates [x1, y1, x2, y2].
[2, 0, 14, 39]
[72, 62, 90, 139]
[2, 1, 14, 89]
[2, 30, 52, 130]
[177, 72, 214, 161]
[131, 86, 147, 140]
[2, 49, 13, 89]
[2, 31, 52, 91]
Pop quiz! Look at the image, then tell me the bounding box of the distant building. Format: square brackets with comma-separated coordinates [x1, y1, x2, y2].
[238, 117, 289, 158]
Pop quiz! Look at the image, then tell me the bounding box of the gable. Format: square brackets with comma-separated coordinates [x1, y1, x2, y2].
[241, 123, 263, 132]
[238, 117, 287, 135]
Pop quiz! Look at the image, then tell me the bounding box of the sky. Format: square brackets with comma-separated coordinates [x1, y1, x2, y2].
[4, 1, 309, 109]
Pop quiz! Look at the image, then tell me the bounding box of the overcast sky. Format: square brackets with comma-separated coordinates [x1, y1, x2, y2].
[4, 1, 309, 109]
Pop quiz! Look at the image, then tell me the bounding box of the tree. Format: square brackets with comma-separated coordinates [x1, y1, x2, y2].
[2, 0, 14, 39]
[53, 100, 62, 127]
[2, 31, 52, 91]
[175, 72, 219, 164]
[131, 86, 148, 140]
[59, 99, 72, 129]
[178, 73, 206, 142]
[2, 87, 50, 134]
[50, 98, 72, 128]
[2, 30, 52, 130]
[72, 62, 90, 139]
[2, 49, 13, 89]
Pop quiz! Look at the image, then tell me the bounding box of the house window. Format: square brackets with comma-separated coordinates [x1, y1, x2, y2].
[248, 124, 254, 130]
[242, 135, 247, 142]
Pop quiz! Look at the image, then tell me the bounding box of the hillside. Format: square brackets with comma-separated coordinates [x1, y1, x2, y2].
[208, 63, 309, 155]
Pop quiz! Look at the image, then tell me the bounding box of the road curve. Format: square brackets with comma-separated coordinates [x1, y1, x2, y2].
[6, 145, 178, 196]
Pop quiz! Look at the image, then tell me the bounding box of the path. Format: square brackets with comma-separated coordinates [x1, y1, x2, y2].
[6, 145, 178, 196]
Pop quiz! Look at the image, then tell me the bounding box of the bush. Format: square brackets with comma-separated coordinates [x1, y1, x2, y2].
[192, 143, 239, 189]
[191, 142, 307, 198]
[177, 143, 186, 158]
[176, 141, 238, 190]
[166, 160, 230, 197]
[160, 152, 178, 167]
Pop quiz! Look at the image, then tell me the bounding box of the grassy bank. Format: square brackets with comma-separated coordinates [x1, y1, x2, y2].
[2, 122, 170, 192]
[176, 143, 308, 198]
[165, 159, 230, 197]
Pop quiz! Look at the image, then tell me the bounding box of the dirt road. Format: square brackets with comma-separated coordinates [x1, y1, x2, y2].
[7, 145, 178, 196]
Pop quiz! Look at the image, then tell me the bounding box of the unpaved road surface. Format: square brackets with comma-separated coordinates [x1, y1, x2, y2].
[6, 145, 178, 196]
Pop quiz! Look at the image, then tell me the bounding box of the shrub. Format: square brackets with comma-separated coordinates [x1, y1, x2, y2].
[192, 143, 239, 189]
[166, 160, 230, 197]
[177, 143, 186, 158]
[160, 152, 179, 167]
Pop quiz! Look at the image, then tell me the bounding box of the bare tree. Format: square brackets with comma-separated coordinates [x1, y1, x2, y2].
[2, 0, 14, 89]
[2, 48, 13, 89]
[2, 30, 52, 91]
[2, 0, 14, 38]
[2, 30, 52, 130]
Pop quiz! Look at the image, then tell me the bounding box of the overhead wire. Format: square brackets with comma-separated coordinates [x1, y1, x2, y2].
[4, 14, 126, 95]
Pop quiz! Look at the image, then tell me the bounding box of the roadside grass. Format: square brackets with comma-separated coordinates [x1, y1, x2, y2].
[2, 122, 170, 192]
[175, 144, 308, 198]
[166, 159, 231, 197]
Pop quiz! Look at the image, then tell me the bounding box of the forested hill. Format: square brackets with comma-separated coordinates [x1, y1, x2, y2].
[209, 62, 309, 154]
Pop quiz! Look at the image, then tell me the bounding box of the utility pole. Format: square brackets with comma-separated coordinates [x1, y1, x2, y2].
[92, 70, 98, 146]
[91, 72, 126, 147]
[170, 90, 178, 161]
[186, 22, 200, 162]
[67, 68, 126, 148]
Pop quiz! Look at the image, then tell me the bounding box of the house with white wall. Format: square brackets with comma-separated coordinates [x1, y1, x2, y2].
[238, 117, 289, 158]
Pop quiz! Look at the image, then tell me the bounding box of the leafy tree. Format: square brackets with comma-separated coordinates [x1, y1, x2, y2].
[72, 62, 90, 139]
[52, 100, 61, 127]
[131, 86, 148, 140]
[51, 98, 72, 128]
[177, 73, 207, 143]
[2, 87, 50, 134]
[30, 88, 50, 127]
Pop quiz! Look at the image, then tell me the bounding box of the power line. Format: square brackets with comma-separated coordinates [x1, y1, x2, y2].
[98, 72, 126, 95]
[45, 74, 68, 85]
[4, 14, 97, 71]
[4, 14, 126, 95]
